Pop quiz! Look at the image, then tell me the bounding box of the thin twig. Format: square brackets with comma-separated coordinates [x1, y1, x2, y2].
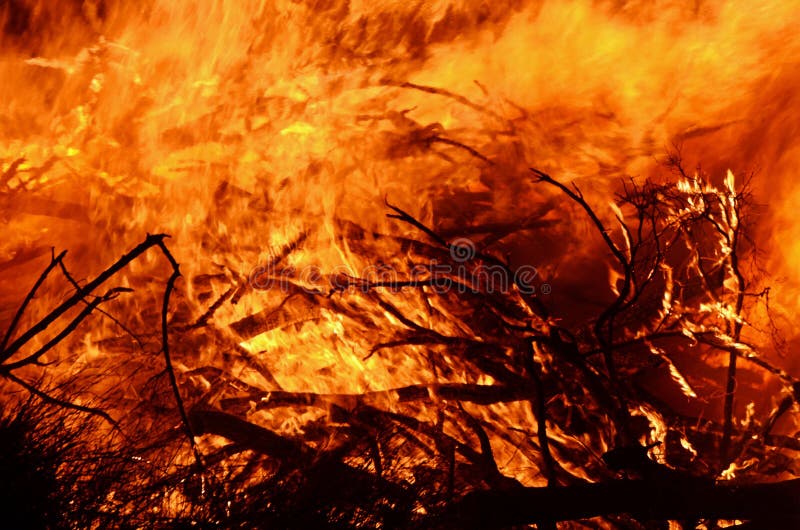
[2, 296, 104, 371]
[56, 259, 143, 347]
[155, 238, 204, 469]
[428, 136, 493, 164]
[4, 370, 118, 428]
[720, 183, 747, 470]
[0, 234, 168, 362]
[526, 339, 556, 488]
[1, 248, 67, 352]
[532, 168, 632, 440]
[385, 199, 448, 247]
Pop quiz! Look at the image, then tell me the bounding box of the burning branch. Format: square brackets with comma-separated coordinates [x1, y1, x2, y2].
[0, 248, 67, 353]
[155, 237, 205, 469]
[0, 234, 168, 362]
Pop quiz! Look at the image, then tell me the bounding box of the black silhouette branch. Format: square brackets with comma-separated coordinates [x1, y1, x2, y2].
[434, 478, 800, 529]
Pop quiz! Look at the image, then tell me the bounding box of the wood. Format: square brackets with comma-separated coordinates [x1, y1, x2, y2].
[434, 478, 800, 528]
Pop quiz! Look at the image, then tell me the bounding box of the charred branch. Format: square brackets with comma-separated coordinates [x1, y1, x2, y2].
[0, 233, 168, 362]
[434, 478, 800, 529]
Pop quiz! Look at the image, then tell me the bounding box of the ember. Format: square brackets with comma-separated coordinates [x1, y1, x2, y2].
[1, 1, 799, 528]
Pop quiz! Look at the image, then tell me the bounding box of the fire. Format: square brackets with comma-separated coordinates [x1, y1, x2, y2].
[2, 0, 800, 527]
